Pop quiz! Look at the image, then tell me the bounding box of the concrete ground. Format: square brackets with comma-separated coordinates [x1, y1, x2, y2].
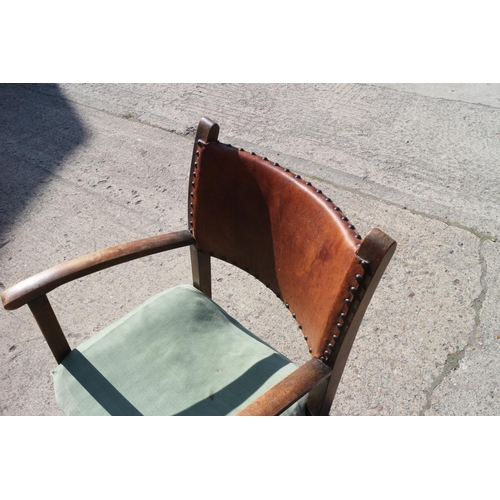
[1, 83, 499, 416]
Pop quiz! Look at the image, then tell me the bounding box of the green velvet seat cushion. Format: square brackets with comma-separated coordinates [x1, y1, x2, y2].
[52, 284, 305, 416]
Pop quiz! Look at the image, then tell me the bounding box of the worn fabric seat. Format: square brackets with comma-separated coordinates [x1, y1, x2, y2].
[52, 285, 305, 416]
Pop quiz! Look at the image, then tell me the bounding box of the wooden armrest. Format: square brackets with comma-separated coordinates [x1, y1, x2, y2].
[1, 230, 195, 310]
[236, 358, 332, 416]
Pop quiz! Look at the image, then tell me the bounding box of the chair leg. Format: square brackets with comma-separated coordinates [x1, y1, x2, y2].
[28, 295, 71, 364]
[190, 245, 211, 298]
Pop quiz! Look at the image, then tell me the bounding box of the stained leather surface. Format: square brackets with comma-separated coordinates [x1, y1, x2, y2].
[191, 142, 365, 359]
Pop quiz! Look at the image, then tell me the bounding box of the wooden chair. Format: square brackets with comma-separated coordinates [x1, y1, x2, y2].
[1, 117, 396, 416]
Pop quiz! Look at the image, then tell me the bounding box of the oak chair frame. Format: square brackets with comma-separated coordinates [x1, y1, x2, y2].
[1, 117, 396, 416]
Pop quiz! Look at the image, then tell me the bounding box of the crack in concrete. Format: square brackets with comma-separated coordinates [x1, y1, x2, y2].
[418, 238, 488, 415]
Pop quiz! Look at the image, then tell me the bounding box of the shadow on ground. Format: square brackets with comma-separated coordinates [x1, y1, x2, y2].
[0, 84, 87, 246]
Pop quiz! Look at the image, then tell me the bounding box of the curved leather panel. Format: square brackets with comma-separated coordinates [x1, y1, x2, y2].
[190, 142, 365, 359]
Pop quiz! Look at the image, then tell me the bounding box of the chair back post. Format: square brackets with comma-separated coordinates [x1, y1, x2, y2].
[189, 118, 219, 298]
[308, 228, 397, 415]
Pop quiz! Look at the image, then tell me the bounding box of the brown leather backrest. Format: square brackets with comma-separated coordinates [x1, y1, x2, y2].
[190, 140, 365, 361]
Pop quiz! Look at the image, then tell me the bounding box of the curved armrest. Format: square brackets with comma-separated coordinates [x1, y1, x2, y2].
[236, 358, 332, 416]
[1, 230, 195, 310]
